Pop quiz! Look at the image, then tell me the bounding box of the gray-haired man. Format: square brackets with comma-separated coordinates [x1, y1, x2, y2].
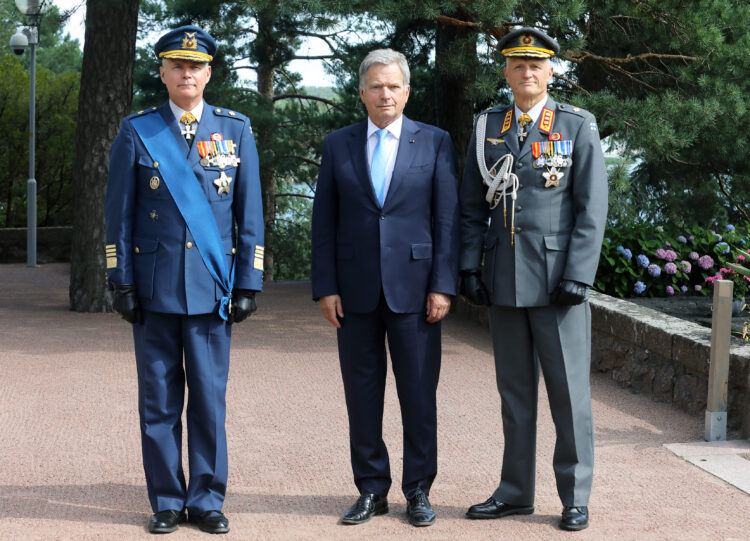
[311, 48, 459, 527]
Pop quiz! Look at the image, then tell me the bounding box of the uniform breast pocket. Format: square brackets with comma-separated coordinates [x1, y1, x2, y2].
[137, 156, 171, 200]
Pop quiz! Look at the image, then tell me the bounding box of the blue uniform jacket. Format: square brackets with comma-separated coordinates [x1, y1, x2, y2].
[105, 102, 264, 315]
[311, 116, 460, 314]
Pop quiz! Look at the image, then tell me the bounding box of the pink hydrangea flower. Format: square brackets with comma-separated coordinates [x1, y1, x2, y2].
[698, 255, 714, 270]
[664, 262, 678, 275]
[689, 252, 699, 260]
[666, 286, 675, 295]
[655, 248, 667, 259]
[695, 285, 702, 292]
[664, 250, 677, 262]
[680, 260, 692, 273]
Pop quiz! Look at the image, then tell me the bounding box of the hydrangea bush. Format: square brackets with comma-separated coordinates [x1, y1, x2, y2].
[595, 223, 750, 299]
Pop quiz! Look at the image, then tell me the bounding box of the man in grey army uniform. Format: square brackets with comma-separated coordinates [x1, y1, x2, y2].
[459, 27, 607, 531]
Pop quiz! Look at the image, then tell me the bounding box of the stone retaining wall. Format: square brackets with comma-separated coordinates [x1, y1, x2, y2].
[0, 227, 72, 263]
[454, 291, 750, 437]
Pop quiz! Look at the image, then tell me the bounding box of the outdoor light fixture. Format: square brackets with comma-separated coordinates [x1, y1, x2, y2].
[10, 0, 48, 267]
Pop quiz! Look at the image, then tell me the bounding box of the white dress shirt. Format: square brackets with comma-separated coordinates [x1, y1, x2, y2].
[366, 115, 402, 201]
[169, 99, 205, 124]
[514, 98, 546, 134]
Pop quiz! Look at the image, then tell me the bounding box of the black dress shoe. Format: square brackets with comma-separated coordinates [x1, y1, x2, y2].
[341, 493, 389, 524]
[559, 506, 589, 531]
[148, 509, 186, 534]
[189, 510, 230, 534]
[406, 489, 435, 527]
[466, 497, 534, 519]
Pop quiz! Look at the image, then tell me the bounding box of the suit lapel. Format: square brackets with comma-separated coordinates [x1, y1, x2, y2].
[385, 116, 419, 207]
[158, 102, 190, 157]
[347, 120, 379, 207]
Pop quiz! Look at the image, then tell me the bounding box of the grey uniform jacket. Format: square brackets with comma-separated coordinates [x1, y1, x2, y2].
[460, 97, 608, 307]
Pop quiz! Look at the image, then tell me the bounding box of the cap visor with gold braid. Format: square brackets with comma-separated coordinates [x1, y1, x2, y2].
[154, 25, 216, 63]
[498, 27, 560, 59]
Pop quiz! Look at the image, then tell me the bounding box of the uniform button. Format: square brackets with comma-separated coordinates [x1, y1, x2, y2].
[516, 205, 523, 211]
[186, 242, 193, 249]
[380, 214, 385, 220]
[515, 227, 523, 233]
[517, 162, 524, 168]
[135, 247, 140, 253]
[518, 183, 524, 189]
[232, 248, 236, 254]
[153, 161, 159, 168]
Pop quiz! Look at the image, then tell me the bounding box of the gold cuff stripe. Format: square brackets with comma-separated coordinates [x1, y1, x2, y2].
[502, 46, 554, 58]
[159, 50, 213, 62]
[106, 257, 117, 269]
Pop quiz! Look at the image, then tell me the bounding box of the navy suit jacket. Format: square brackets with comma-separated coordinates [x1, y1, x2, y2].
[311, 115, 459, 314]
[105, 102, 264, 314]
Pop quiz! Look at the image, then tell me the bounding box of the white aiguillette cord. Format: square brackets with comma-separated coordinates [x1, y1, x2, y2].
[475, 113, 520, 245]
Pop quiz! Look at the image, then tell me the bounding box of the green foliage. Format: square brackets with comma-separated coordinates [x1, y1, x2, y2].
[595, 222, 750, 300]
[0, 54, 78, 227]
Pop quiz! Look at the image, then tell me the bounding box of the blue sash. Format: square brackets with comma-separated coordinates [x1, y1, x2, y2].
[131, 112, 234, 321]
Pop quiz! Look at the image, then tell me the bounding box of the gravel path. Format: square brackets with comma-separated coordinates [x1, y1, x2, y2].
[1, 263, 749, 540]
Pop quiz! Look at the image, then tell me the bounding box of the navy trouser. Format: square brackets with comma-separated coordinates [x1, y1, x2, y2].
[133, 310, 231, 513]
[337, 293, 441, 499]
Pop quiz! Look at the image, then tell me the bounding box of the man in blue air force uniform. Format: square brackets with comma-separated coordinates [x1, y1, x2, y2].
[460, 28, 608, 531]
[104, 25, 263, 535]
[311, 49, 459, 527]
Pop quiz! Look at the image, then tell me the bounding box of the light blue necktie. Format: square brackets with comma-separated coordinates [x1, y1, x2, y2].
[370, 128, 388, 207]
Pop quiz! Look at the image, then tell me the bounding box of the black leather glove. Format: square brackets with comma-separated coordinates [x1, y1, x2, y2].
[232, 289, 258, 323]
[112, 283, 143, 324]
[459, 269, 491, 306]
[551, 279, 588, 305]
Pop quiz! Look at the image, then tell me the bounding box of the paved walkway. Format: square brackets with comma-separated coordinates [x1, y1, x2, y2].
[1, 263, 749, 540]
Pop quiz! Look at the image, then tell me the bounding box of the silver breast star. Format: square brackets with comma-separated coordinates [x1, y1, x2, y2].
[214, 171, 233, 195]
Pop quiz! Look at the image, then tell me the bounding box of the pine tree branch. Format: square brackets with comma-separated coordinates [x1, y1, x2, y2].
[272, 93, 344, 111]
[291, 54, 335, 60]
[565, 51, 697, 65]
[714, 172, 750, 224]
[552, 73, 589, 94]
[276, 192, 315, 199]
[277, 154, 321, 168]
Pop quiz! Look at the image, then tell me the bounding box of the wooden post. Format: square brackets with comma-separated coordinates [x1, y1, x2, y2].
[706, 279, 732, 441]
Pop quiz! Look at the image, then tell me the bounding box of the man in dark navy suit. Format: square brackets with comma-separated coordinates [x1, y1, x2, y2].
[105, 25, 264, 535]
[311, 49, 459, 527]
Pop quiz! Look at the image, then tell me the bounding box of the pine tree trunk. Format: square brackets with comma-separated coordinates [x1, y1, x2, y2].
[255, 7, 278, 281]
[69, 0, 139, 312]
[435, 18, 478, 180]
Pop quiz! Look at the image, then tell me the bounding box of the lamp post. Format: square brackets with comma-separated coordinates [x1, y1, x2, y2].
[10, 0, 46, 267]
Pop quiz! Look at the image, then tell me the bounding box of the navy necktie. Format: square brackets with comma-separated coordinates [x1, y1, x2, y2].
[370, 128, 388, 207]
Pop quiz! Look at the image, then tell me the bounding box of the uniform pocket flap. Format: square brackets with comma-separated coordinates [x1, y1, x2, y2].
[137, 155, 157, 168]
[411, 243, 433, 260]
[337, 244, 354, 260]
[544, 234, 570, 251]
[133, 237, 158, 254]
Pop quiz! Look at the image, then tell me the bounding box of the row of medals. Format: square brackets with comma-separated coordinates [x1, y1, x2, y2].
[197, 139, 240, 170]
[531, 140, 572, 188]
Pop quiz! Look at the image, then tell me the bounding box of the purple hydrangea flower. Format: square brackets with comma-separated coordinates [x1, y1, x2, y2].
[664, 262, 678, 275]
[665, 241, 672, 247]
[664, 250, 677, 261]
[680, 260, 692, 273]
[698, 255, 714, 270]
[676, 235, 687, 244]
[726, 224, 736, 232]
[689, 235, 695, 241]
[648, 264, 661, 277]
[695, 284, 702, 292]
[636, 254, 650, 268]
[634, 281, 646, 294]
[656, 248, 667, 259]
[689, 251, 699, 261]
[622, 248, 632, 260]
[681, 285, 688, 293]
[666, 286, 675, 295]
